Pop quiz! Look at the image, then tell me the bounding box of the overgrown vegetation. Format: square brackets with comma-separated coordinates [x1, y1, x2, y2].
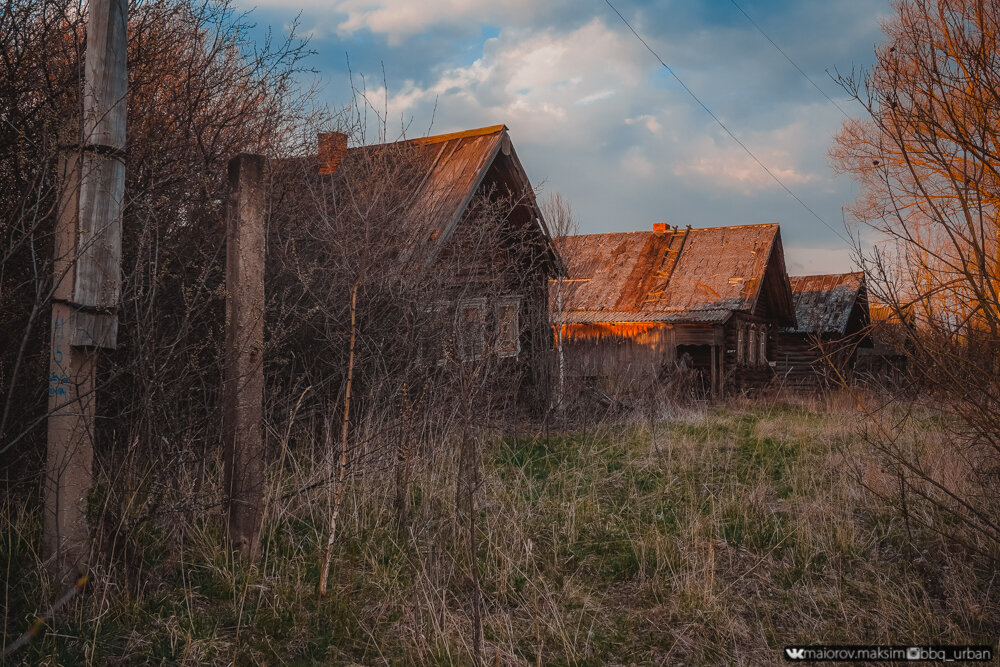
[3, 0, 999, 662]
[4, 394, 996, 663]
[834, 0, 1000, 559]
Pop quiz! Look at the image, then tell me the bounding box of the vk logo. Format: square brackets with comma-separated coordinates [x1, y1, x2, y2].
[785, 647, 806, 660]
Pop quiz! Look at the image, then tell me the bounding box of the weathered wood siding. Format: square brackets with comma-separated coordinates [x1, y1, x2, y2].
[775, 332, 861, 386]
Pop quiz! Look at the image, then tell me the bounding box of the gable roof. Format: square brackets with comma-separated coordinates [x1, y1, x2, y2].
[554, 223, 795, 326]
[787, 272, 869, 335]
[342, 125, 563, 274]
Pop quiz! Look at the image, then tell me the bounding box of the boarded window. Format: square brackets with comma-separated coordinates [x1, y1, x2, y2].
[737, 326, 745, 365]
[748, 325, 757, 365]
[495, 296, 521, 358]
[457, 299, 486, 361]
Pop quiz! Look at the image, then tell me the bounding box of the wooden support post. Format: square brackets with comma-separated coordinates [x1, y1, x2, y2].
[716, 327, 725, 398]
[44, 0, 126, 584]
[710, 344, 717, 399]
[717, 345, 725, 397]
[44, 303, 97, 582]
[223, 153, 266, 559]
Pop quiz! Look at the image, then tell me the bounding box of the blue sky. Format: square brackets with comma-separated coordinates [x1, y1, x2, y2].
[242, 0, 893, 274]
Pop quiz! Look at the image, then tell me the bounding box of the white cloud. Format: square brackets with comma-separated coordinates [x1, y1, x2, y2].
[265, 0, 896, 272]
[336, 0, 544, 41]
[369, 19, 649, 143]
[669, 118, 833, 195]
[621, 147, 656, 179]
[626, 114, 662, 134]
[248, 0, 560, 43]
[577, 90, 616, 106]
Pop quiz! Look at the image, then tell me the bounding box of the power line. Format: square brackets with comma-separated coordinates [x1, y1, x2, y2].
[728, 0, 851, 119]
[602, 0, 851, 245]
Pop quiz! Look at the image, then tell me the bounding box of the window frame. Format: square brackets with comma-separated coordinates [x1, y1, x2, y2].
[495, 295, 521, 358]
[456, 297, 488, 362]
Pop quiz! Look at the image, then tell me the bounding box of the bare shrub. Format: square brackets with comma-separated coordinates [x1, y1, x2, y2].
[833, 0, 1000, 562]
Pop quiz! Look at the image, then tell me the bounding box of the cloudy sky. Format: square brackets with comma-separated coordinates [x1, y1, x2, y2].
[243, 0, 893, 275]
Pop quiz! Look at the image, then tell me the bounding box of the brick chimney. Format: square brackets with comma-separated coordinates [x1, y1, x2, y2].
[652, 222, 668, 233]
[318, 131, 349, 174]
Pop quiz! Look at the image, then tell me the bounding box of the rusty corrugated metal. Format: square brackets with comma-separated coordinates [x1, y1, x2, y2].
[788, 272, 866, 335]
[358, 126, 506, 247]
[333, 125, 561, 274]
[555, 309, 731, 324]
[552, 224, 786, 324]
[409, 128, 505, 247]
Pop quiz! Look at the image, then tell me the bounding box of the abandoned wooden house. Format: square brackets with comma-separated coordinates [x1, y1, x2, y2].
[306, 124, 565, 400]
[774, 272, 872, 386]
[552, 223, 796, 396]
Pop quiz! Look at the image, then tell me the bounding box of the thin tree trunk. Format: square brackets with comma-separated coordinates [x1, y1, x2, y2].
[318, 280, 358, 595]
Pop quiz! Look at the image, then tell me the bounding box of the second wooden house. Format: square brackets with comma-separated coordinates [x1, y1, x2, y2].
[552, 223, 796, 396]
[775, 272, 872, 386]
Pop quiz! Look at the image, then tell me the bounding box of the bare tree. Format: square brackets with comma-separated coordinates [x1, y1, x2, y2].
[541, 192, 577, 411]
[0, 0, 319, 582]
[833, 0, 1000, 560]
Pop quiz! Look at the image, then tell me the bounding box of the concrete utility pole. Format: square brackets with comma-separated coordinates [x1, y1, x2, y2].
[223, 153, 266, 559]
[45, 0, 126, 583]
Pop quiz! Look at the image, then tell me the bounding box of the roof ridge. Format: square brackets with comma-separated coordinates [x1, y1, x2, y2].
[556, 223, 780, 242]
[790, 271, 864, 280]
[346, 125, 508, 152]
[690, 222, 779, 231]
[411, 124, 507, 146]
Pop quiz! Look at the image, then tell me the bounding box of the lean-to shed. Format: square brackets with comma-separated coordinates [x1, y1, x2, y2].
[552, 223, 796, 396]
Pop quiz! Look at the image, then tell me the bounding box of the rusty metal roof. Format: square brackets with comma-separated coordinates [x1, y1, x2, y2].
[788, 272, 867, 335]
[556, 309, 732, 324]
[395, 125, 508, 250]
[339, 125, 562, 273]
[552, 224, 795, 326]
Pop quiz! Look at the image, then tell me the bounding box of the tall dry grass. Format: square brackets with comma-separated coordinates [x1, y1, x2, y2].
[3, 390, 998, 664]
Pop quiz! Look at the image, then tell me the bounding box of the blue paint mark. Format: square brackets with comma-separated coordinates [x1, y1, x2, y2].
[48, 372, 69, 396]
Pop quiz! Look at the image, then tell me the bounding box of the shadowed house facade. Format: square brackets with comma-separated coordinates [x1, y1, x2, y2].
[775, 273, 872, 386]
[359, 125, 564, 400]
[275, 124, 564, 405]
[552, 223, 796, 396]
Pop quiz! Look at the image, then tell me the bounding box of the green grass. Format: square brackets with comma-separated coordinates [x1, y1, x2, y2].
[3, 397, 999, 664]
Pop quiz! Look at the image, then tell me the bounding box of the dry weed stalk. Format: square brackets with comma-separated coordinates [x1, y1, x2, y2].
[318, 280, 358, 595]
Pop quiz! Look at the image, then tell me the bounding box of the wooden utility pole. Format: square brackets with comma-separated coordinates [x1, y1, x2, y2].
[45, 0, 126, 583]
[223, 153, 266, 559]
